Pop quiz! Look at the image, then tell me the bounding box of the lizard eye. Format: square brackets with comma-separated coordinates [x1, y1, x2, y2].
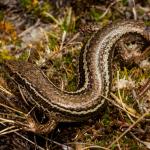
[34, 108, 49, 124]
[25, 108, 58, 134]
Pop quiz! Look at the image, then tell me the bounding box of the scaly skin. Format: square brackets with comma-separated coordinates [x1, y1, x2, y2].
[2, 20, 150, 133]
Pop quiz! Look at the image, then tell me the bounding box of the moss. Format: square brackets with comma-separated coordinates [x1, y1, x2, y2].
[90, 8, 103, 21]
[121, 0, 128, 5]
[0, 49, 14, 61]
[102, 113, 111, 126]
[0, 11, 4, 21]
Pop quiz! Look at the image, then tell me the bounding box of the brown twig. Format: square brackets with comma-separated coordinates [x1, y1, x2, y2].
[107, 112, 149, 149]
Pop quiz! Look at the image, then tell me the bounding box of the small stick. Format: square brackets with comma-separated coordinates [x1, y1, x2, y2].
[107, 112, 149, 149]
[137, 79, 150, 99]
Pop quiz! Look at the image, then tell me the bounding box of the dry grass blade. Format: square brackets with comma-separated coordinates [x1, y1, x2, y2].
[131, 132, 150, 149]
[15, 132, 46, 150]
[110, 92, 140, 118]
[42, 12, 61, 25]
[0, 125, 20, 136]
[0, 112, 25, 119]
[0, 116, 29, 131]
[18, 19, 40, 37]
[80, 145, 110, 150]
[60, 7, 72, 51]
[0, 103, 26, 115]
[101, 94, 139, 118]
[40, 135, 74, 150]
[107, 112, 149, 149]
[0, 117, 15, 123]
[0, 85, 12, 96]
[93, 0, 121, 20]
[128, 0, 137, 20]
[0, 128, 20, 136]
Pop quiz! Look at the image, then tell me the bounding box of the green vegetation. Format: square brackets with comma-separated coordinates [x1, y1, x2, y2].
[0, 0, 150, 149]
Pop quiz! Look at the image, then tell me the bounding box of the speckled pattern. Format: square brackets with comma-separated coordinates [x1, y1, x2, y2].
[3, 20, 149, 133]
